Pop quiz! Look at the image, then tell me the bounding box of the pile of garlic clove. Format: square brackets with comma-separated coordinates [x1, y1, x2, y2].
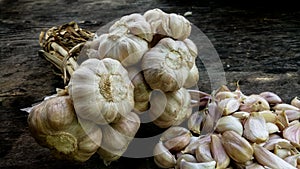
[153, 85, 300, 169]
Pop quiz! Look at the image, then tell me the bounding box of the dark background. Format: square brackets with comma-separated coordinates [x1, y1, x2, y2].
[1, 0, 299, 168]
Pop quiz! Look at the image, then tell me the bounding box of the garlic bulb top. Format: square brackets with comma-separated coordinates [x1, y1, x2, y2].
[144, 8, 191, 40]
[27, 96, 102, 162]
[109, 13, 153, 42]
[68, 58, 134, 125]
[97, 31, 148, 67]
[142, 37, 195, 92]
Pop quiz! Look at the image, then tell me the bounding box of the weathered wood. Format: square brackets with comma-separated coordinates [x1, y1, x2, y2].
[0, 0, 299, 168]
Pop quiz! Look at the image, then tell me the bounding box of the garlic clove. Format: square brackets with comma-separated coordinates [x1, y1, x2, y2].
[187, 111, 205, 135]
[153, 141, 176, 168]
[253, 143, 297, 169]
[176, 154, 197, 169]
[291, 97, 300, 109]
[240, 94, 270, 112]
[215, 91, 238, 101]
[218, 97, 240, 115]
[180, 159, 216, 169]
[195, 142, 214, 162]
[263, 138, 294, 151]
[273, 103, 300, 111]
[283, 122, 300, 148]
[257, 110, 277, 123]
[182, 134, 211, 154]
[160, 126, 191, 152]
[277, 109, 300, 122]
[259, 91, 282, 105]
[274, 144, 292, 159]
[222, 130, 254, 164]
[232, 111, 250, 120]
[243, 112, 269, 143]
[266, 122, 280, 134]
[216, 115, 243, 136]
[284, 154, 300, 167]
[245, 162, 265, 169]
[275, 110, 290, 131]
[210, 134, 230, 169]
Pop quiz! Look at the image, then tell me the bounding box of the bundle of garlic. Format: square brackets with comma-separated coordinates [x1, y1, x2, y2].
[153, 85, 300, 169]
[29, 8, 201, 165]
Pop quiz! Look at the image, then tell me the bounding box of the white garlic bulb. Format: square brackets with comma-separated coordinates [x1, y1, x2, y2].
[144, 8, 191, 40]
[127, 66, 152, 113]
[150, 88, 192, 128]
[109, 13, 153, 42]
[68, 58, 134, 125]
[142, 37, 195, 92]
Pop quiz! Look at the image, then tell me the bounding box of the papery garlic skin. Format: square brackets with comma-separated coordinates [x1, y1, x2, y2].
[142, 38, 194, 92]
[68, 58, 134, 125]
[150, 88, 192, 128]
[28, 96, 102, 162]
[109, 13, 153, 42]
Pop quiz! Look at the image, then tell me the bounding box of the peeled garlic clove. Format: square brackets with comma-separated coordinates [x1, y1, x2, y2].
[283, 122, 300, 148]
[218, 98, 240, 115]
[243, 112, 269, 143]
[210, 134, 230, 169]
[176, 154, 197, 169]
[180, 159, 216, 169]
[69, 58, 134, 125]
[273, 103, 300, 111]
[253, 144, 297, 169]
[187, 111, 205, 135]
[150, 88, 192, 128]
[222, 130, 254, 164]
[259, 91, 282, 105]
[153, 141, 176, 168]
[266, 122, 280, 134]
[232, 111, 250, 120]
[109, 13, 153, 42]
[160, 126, 191, 152]
[291, 97, 300, 109]
[184, 63, 199, 88]
[257, 110, 277, 123]
[195, 142, 214, 163]
[240, 95, 270, 112]
[142, 38, 192, 92]
[216, 115, 243, 136]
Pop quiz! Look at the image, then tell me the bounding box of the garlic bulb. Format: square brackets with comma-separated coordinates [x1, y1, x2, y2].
[27, 96, 102, 162]
[97, 112, 140, 165]
[127, 66, 152, 113]
[149, 88, 192, 128]
[142, 38, 195, 92]
[109, 13, 153, 42]
[144, 8, 191, 40]
[183, 63, 199, 88]
[68, 58, 134, 125]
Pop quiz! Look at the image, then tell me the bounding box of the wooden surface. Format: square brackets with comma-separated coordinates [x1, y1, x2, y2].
[0, 0, 300, 168]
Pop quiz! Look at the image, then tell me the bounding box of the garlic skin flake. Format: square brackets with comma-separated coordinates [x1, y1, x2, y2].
[69, 58, 134, 125]
[142, 38, 194, 92]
